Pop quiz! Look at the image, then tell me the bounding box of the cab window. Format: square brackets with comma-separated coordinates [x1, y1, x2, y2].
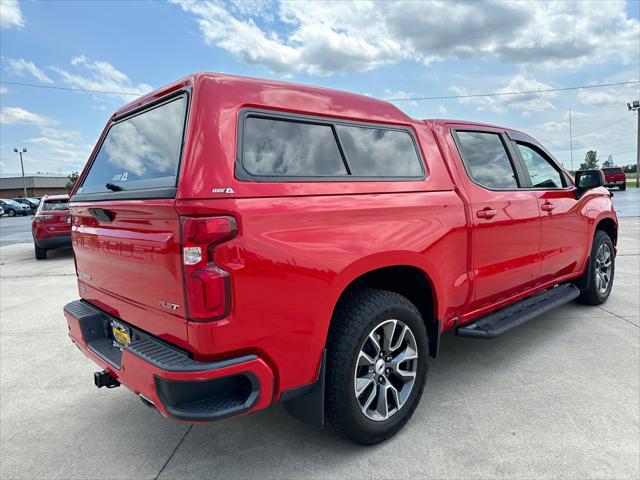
[516, 143, 564, 189]
[455, 131, 519, 189]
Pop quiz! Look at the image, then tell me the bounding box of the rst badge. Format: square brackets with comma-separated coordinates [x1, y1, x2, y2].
[159, 300, 180, 311]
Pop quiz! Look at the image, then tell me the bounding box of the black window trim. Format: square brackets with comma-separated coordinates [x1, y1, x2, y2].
[236, 108, 426, 182]
[71, 88, 191, 203]
[451, 128, 527, 191]
[506, 130, 572, 191]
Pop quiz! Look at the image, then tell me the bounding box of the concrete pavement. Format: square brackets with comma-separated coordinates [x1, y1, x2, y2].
[0, 218, 638, 479]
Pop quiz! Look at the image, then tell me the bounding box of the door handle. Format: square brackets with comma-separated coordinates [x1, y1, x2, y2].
[541, 202, 556, 212]
[476, 207, 497, 219]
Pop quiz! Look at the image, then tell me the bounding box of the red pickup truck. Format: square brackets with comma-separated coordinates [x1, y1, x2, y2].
[602, 166, 626, 190]
[64, 73, 617, 445]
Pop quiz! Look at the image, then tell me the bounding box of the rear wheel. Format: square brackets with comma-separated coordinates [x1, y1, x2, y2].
[576, 230, 614, 305]
[620, 184, 626, 191]
[34, 244, 47, 260]
[324, 289, 428, 445]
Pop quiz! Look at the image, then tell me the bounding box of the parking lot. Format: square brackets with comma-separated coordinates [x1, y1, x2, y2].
[0, 215, 33, 246]
[0, 202, 638, 479]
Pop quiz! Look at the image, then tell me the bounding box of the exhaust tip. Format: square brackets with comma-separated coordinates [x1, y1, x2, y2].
[139, 394, 163, 415]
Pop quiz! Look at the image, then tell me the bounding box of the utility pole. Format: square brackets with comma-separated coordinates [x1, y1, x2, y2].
[13, 147, 28, 197]
[569, 109, 573, 172]
[629, 101, 640, 188]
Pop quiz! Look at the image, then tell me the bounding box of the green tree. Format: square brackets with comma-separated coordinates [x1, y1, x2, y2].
[579, 150, 599, 170]
[66, 171, 79, 192]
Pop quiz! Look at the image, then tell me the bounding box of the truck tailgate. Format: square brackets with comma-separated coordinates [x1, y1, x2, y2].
[71, 200, 188, 347]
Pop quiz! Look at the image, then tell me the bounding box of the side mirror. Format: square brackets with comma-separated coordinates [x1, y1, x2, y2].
[574, 170, 605, 199]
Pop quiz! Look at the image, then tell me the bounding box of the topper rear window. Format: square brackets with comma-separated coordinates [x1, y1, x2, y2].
[76, 94, 187, 198]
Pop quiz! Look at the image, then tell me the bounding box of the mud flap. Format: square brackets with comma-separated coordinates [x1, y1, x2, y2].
[282, 349, 326, 429]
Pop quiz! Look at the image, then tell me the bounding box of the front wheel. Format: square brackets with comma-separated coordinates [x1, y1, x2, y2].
[324, 289, 428, 445]
[576, 230, 615, 305]
[7, 209, 16, 217]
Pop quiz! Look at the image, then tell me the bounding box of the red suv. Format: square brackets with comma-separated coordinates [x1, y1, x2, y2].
[602, 166, 626, 190]
[64, 74, 617, 444]
[32, 194, 71, 259]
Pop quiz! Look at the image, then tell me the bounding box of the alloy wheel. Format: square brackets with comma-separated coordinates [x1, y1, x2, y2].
[353, 319, 418, 421]
[595, 243, 612, 294]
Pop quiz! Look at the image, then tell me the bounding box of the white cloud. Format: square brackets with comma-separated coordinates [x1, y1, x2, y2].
[51, 56, 153, 100]
[21, 136, 90, 167]
[5, 58, 54, 84]
[39, 127, 81, 140]
[21, 127, 90, 171]
[0, 0, 24, 29]
[451, 75, 559, 113]
[533, 121, 570, 135]
[0, 107, 56, 126]
[171, 0, 640, 76]
[563, 110, 590, 119]
[0, 86, 8, 94]
[577, 82, 639, 106]
[24, 137, 73, 149]
[70, 55, 87, 66]
[438, 105, 447, 115]
[384, 89, 418, 107]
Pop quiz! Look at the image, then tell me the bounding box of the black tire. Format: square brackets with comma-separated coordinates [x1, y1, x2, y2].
[7, 209, 16, 217]
[576, 230, 614, 305]
[324, 288, 428, 445]
[620, 185, 626, 191]
[34, 244, 47, 260]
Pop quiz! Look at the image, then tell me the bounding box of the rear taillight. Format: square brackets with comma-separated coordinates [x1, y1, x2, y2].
[34, 215, 54, 222]
[181, 216, 237, 322]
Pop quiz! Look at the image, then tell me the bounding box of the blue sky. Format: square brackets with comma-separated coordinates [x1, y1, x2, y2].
[1, 0, 639, 176]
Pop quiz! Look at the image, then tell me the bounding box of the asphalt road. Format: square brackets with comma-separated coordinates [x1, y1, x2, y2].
[0, 214, 32, 246]
[1, 188, 638, 247]
[613, 186, 640, 217]
[0, 217, 638, 479]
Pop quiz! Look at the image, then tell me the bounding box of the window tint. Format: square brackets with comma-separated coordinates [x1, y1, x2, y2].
[602, 168, 623, 174]
[41, 200, 69, 211]
[335, 125, 422, 176]
[78, 96, 187, 194]
[456, 131, 518, 189]
[243, 117, 347, 176]
[517, 143, 564, 189]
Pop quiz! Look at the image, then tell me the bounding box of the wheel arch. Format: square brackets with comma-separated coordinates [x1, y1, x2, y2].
[595, 216, 617, 246]
[327, 262, 440, 358]
[575, 213, 618, 292]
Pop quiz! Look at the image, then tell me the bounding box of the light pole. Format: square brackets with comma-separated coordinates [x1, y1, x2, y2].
[569, 108, 573, 172]
[628, 101, 640, 188]
[13, 147, 28, 197]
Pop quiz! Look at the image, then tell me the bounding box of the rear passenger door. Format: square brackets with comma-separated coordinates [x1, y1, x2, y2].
[508, 134, 587, 283]
[449, 128, 541, 310]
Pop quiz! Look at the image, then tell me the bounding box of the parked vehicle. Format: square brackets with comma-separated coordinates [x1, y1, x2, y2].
[0, 206, 4, 216]
[32, 195, 71, 259]
[0, 199, 30, 216]
[64, 74, 618, 445]
[601, 166, 626, 190]
[13, 197, 40, 213]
